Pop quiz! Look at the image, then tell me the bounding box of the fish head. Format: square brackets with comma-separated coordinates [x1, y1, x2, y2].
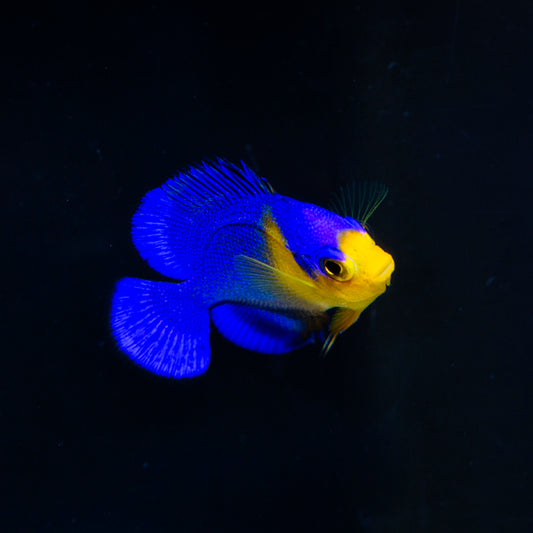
[313, 227, 394, 312]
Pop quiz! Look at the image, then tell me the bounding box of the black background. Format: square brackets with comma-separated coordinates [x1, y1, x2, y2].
[5, 1, 532, 531]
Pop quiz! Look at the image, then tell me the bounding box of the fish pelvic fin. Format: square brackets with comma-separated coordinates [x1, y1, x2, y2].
[110, 277, 210, 378]
[320, 308, 361, 357]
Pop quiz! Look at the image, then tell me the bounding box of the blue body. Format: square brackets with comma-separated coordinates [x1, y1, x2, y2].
[111, 160, 364, 378]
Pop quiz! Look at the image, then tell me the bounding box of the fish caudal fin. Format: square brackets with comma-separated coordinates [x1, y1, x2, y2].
[110, 277, 210, 378]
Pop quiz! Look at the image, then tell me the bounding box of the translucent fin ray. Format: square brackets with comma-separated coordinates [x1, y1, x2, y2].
[329, 182, 388, 225]
[110, 277, 210, 378]
[234, 254, 319, 310]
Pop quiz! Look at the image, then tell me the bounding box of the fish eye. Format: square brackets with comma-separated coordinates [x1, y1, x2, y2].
[324, 260, 342, 277]
[320, 258, 355, 281]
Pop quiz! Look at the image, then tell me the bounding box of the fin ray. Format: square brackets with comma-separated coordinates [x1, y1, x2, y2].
[110, 277, 210, 378]
[321, 308, 361, 356]
[234, 254, 321, 311]
[329, 182, 388, 224]
[131, 159, 274, 280]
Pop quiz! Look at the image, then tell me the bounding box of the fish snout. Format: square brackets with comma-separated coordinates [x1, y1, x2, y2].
[369, 249, 395, 285]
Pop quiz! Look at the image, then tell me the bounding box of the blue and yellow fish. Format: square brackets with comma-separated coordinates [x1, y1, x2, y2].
[110, 159, 394, 378]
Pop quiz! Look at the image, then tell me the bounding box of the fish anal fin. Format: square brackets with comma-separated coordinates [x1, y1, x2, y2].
[211, 303, 325, 354]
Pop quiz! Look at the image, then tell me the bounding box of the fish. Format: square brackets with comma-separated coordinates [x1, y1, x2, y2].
[110, 159, 394, 379]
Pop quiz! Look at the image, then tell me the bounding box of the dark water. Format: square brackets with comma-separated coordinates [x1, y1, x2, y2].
[5, 1, 532, 531]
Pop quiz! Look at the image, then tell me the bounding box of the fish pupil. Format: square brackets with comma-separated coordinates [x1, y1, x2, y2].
[325, 260, 342, 277]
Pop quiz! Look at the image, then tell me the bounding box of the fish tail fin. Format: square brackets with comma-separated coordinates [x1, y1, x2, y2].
[110, 277, 210, 378]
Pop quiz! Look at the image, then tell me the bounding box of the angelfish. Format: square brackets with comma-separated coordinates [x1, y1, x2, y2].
[110, 159, 394, 378]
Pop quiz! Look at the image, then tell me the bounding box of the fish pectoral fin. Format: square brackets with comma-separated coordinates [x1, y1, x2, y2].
[235, 254, 318, 307]
[235, 254, 315, 288]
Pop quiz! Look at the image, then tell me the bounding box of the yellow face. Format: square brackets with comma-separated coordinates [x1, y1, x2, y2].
[306, 228, 394, 353]
[251, 215, 394, 353]
[321, 229, 395, 311]
[263, 215, 394, 316]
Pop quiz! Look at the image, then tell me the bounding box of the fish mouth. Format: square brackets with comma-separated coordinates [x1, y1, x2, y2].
[371, 254, 395, 285]
[377, 261, 394, 284]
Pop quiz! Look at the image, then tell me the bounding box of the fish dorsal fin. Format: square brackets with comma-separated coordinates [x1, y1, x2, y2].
[162, 158, 275, 205]
[131, 159, 274, 280]
[329, 182, 388, 225]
